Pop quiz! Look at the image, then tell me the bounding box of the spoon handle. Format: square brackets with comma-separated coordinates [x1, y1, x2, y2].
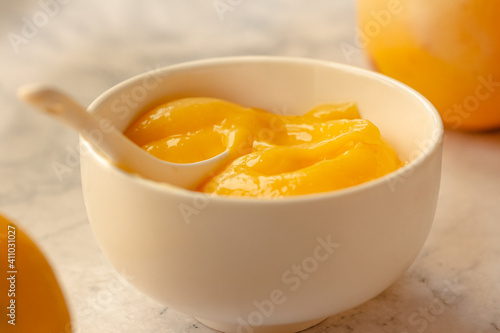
[18, 84, 113, 136]
[17, 84, 140, 165]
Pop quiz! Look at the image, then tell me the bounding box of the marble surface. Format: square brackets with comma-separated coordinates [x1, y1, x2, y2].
[1, 0, 499, 332]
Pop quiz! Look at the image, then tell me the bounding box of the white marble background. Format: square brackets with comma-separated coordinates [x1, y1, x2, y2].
[0, 0, 499, 332]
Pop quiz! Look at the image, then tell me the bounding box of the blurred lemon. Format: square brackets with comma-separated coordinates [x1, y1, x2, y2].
[0, 214, 71, 333]
[357, 0, 500, 131]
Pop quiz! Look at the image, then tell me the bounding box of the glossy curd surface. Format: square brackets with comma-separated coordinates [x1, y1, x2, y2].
[125, 98, 404, 197]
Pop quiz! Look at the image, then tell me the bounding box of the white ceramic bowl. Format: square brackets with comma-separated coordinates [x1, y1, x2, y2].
[81, 57, 443, 333]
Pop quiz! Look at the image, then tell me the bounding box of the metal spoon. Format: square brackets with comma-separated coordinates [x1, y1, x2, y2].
[18, 84, 229, 189]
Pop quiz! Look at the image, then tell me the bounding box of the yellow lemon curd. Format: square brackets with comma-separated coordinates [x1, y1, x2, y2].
[125, 98, 403, 198]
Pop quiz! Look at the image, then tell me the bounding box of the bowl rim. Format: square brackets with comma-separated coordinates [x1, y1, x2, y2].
[84, 55, 444, 204]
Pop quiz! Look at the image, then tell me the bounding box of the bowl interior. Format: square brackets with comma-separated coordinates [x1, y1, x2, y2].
[89, 57, 442, 164]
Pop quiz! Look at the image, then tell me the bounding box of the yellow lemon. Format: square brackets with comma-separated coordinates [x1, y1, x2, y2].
[0, 214, 71, 333]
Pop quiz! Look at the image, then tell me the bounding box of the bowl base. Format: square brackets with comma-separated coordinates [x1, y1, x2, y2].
[195, 316, 327, 333]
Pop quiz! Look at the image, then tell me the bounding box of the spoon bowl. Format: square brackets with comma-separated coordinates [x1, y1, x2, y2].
[18, 85, 229, 189]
